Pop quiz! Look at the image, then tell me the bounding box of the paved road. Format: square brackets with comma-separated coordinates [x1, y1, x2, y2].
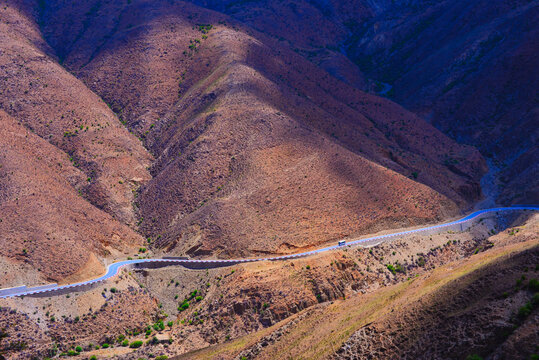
[1, 206, 537, 299]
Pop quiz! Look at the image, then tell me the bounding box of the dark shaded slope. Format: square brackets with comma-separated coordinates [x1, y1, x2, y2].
[346, 0, 539, 205]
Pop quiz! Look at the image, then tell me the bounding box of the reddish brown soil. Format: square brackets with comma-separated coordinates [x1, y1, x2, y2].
[169, 214, 538, 360]
[0, 0, 153, 226]
[31, 0, 486, 258]
[0, 111, 144, 284]
[332, 247, 539, 360]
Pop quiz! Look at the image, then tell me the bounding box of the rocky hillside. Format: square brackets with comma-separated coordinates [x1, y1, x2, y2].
[0, 1, 535, 359]
[173, 212, 539, 360]
[347, 0, 539, 206]
[30, 0, 484, 260]
[0, 111, 143, 284]
[0, 0, 151, 284]
[178, 0, 538, 206]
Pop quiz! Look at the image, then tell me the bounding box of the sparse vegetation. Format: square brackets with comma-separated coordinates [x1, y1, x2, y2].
[528, 278, 539, 291]
[465, 355, 483, 360]
[129, 340, 143, 348]
[178, 300, 190, 312]
[153, 320, 165, 331]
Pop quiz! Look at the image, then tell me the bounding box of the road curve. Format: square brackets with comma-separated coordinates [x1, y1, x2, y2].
[1, 206, 537, 299]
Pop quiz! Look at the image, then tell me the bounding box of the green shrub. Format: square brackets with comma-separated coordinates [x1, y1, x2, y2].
[89, 356, 97, 360]
[129, 340, 143, 348]
[178, 301, 189, 311]
[518, 303, 533, 319]
[102, 343, 110, 348]
[67, 349, 78, 356]
[528, 279, 539, 291]
[167, 321, 174, 327]
[153, 320, 165, 331]
[394, 262, 406, 274]
[74, 345, 82, 352]
[121, 340, 129, 347]
[465, 355, 483, 360]
[532, 292, 539, 306]
[110, 287, 117, 293]
[155, 356, 169, 360]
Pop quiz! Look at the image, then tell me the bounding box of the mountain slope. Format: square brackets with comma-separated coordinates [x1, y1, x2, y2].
[163, 0, 538, 206]
[0, 0, 153, 225]
[31, 0, 488, 257]
[0, 1, 152, 284]
[0, 111, 144, 284]
[346, 0, 539, 205]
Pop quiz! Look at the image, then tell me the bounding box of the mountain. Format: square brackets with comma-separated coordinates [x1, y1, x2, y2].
[0, 1, 536, 359]
[347, 0, 539, 205]
[177, 0, 538, 205]
[35, 0, 483, 258]
[0, 111, 144, 284]
[0, 0, 152, 283]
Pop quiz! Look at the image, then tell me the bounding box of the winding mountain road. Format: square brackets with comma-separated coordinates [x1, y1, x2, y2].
[1, 206, 537, 299]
